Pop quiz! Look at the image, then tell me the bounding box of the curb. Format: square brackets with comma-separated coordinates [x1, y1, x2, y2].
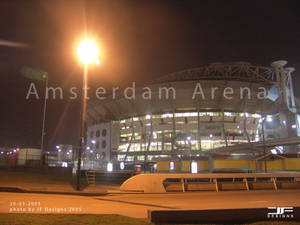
[0, 187, 107, 196]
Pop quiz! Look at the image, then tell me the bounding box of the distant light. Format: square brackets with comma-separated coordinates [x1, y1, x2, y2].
[271, 149, 277, 154]
[13, 149, 16, 153]
[237, 125, 240, 129]
[90, 150, 93, 153]
[153, 133, 157, 139]
[266, 116, 273, 122]
[209, 134, 213, 138]
[187, 136, 191, 141]
[0, 152, 3, 154]
[292, 124, 297, 129]
[86, 146, 90, 150]
[77, 39, 99, 64]
[62, 162, 68, 168]
[146, 114, 151, 120]
[120, 162, 125, 170]
[283, 120, 287, 125]
[169, 161, 175, 171]
[56, 146, 60, 149]
[67, 152, 70, 155]
[107, 162, 113, 172]
[153, 164, 157, 170]
[91, 140, 96, 144]
[191, 161, 198, 174]
[58, 149, 61, 152]
[69, 150, 72, 152]
[253, 114, 261, 118]
[259, 118, 263, 123]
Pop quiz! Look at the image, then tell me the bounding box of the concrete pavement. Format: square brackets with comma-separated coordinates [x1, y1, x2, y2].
[1, 189, 300, 218]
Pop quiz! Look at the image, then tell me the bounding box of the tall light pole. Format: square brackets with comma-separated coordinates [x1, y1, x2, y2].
[261, 117, 267, 173]
[76, 39, 99, 191]
[41, 73, 48, 158]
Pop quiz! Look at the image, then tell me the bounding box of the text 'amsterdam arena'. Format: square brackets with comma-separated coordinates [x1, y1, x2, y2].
[83, 61, 300, 172]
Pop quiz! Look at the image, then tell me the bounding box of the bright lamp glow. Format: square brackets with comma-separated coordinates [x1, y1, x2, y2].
[191, 161, 198, 174]
[77, 39, 99, 64]
[120, 162, 125, 170]
[266, 116, 273, 122]
[107, 162, 113, 172]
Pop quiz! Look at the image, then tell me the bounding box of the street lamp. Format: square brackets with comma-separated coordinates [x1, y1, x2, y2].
[261, 117, 267, 173]
[76, 39, 99, 191]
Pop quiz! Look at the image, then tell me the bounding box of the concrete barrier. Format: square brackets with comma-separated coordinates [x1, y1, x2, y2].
[120, 173, 300, 193]
[148, 207, 300, 224]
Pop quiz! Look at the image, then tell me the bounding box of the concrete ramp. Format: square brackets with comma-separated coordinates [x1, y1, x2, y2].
[120, 173, 300, 193]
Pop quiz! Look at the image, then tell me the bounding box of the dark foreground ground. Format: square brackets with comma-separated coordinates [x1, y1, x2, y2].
[0, 214, 300, 225]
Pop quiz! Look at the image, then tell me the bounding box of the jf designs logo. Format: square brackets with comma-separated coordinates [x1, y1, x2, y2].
[267, 207, 294, 219]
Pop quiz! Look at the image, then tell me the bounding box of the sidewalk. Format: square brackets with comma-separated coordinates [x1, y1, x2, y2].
[0, 181, 119, 196]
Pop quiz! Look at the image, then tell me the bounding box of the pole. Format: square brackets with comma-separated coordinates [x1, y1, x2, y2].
[261, 117, 267, 173]
[77, 64, 88, 191]
[41, 74, 48, 165]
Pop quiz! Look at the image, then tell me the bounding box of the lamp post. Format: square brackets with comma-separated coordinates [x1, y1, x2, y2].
[261, 117, 267, 173]
[76, 39, 99, 191]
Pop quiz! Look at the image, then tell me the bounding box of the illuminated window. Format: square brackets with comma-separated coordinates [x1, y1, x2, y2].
[191, 161, 198, 173]
[107, 162, 113, 172]
[170, 161, 175, 170]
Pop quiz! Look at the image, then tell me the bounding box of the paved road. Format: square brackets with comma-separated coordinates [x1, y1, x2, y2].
[1, 190, 300, 218]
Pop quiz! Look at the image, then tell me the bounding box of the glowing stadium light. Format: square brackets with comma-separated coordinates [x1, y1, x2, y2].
[107, 162, 113, 172]
[86, 146, 90, 150]
[169, 161, 175, 170]
[89, 150, 93, 153]
[271, 149, 277, 154]
[191, 161, 198, 174]
[120, 162, 125, 170]
[266, 116, 273, 122]
[56, 145, 60, 149]
[77, 39, 99, 64]
[91, 140, 96, 144]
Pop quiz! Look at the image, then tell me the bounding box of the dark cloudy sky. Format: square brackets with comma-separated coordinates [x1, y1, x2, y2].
[0, 0, 299, 149]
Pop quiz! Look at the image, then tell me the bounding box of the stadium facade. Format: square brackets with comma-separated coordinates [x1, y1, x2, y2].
[83, 61, 300, 170]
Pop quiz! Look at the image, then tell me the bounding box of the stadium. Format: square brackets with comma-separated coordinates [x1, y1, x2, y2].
[83, 60, 300, 172]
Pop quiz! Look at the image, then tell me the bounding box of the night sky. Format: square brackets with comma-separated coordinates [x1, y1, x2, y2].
[0, 0, 299, 150]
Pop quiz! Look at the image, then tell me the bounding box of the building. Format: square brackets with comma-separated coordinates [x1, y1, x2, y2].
[85, 61, 300, 170]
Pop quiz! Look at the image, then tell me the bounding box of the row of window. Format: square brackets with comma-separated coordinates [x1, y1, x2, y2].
[90, 128, 107, 138]
[120, 112, 261, 123]
[92, 140, 107, 149]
